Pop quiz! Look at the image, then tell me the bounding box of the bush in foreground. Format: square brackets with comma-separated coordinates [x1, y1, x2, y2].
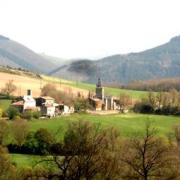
[7, 106, 19, 120]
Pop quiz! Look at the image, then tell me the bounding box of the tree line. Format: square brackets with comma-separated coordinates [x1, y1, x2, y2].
[105, 78, 180, 92]
[134, 89, 180, 115]
[124, 78, 180, 92]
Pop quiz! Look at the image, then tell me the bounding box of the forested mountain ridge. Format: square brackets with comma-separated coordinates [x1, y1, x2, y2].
[1, 34, 180, 83]
[51, 36, 180, 83]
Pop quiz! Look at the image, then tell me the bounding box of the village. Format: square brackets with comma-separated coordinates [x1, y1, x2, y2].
[10, 78, 131, 118]
[11, 90, 74, 117]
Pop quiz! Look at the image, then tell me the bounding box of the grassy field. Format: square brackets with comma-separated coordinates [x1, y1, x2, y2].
[10, 113, 180, 167]
[28, 113, 180, 139]
[11, 154, 42, 168]
[42, 75, 147, 99]
[0, 99, 11, 111]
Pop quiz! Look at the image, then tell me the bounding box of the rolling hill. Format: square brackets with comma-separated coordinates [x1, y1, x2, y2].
[0, 65, 147, 99]
[0, 35, 59, 73]
[2, 34, 180, 84]
[51, 35, 180, 84]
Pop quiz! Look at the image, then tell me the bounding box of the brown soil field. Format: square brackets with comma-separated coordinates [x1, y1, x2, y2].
[0, 72, 89, 98]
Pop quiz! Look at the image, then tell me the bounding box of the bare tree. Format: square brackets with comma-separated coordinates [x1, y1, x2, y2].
[41, 83, 56, 96]
[119, 93, 132, 112]
[41, 83, 74, 106]
[1, 80, 17, 96]
[147, 91, 157, 108]
[120, 122, 172, 180]
[156, 92, 163, 109]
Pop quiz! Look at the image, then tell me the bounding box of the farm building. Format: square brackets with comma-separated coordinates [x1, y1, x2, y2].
[35, 96, 74, 117]
[57, 104, 74, 115]
[12, 90, 74, 117]
[35, 96, 58, 117]
[12, 89, 37, 112]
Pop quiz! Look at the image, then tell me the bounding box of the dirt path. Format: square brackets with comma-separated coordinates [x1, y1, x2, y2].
[0, 72, 89, 98]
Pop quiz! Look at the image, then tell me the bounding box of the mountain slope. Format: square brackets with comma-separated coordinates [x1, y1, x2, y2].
[0, 35, 58, 73]
[51, 36, 180, 83]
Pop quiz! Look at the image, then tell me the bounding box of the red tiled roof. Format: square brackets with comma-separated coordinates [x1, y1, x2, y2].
[12, 101, 24, 106]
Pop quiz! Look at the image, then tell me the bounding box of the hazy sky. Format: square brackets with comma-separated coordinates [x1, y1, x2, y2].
[1, 0, 180, 59]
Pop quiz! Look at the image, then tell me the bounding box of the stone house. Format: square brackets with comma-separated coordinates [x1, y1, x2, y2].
[12, 90, 37, 112]
[35, 96, 74, 117]
[12, 90, 74, 117]
[58, 104, 74, 115]
[35, 96, 58, 117]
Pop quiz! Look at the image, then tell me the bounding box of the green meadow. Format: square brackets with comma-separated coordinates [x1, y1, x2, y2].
[28, 113, 180, 138]
[10, 113, 180, 167]
[0, 99, 12, 111]
[11, 154, 42, 168]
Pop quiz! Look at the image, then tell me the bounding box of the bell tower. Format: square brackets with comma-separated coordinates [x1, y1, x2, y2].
[96, 78, 104, 100]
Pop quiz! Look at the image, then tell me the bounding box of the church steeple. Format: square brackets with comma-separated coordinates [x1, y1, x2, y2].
[96, 78, 102, 87]
[95, 78, 104, 100]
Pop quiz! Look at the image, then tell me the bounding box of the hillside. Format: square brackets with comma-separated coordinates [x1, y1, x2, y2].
[0, 66, 147, 99]
[51, 36, 180, 84]
[42, 75, 147, 99]
[0, 35, 58, 73]
[0, 71, 89, 98]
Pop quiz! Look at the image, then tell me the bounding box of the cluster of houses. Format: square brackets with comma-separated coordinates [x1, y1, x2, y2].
[11, 78, 130, 117]
[12, 89, 74, 117]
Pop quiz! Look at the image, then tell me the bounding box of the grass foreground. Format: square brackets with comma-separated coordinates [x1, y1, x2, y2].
[29, 113, 180, 139]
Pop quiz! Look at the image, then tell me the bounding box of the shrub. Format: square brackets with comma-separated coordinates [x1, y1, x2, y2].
[7, 106, 19, 120]
[34, 128, 55, 155]
[2, 111, 7, 118]
[21, 111, 33, 120]
[159, 106, 180, 115]
[74, 98, 91, 112]
[21, 110, 41, 120]
[9, 128, 55, 155]
[133, 102, 154, 114]
[14, 115, 21, 120]
[50, 143, 63, 154]
[23, 132, 39, 154]
[32, 111, 41, 119]
[11, 119, 29, 147]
